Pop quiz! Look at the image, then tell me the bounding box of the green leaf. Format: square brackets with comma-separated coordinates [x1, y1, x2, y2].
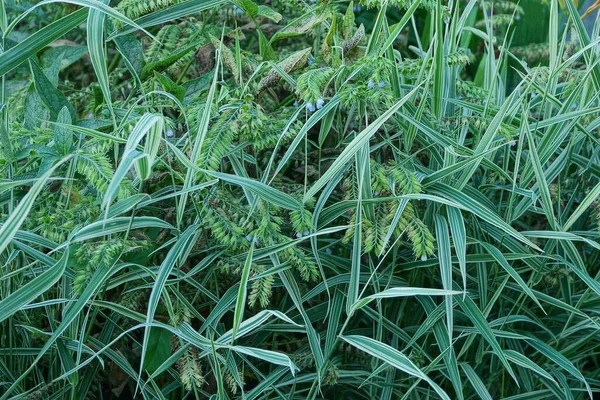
[305, 85, 420, 201]
[232, 243, 254, 342]
[234, 0, 259, 16]
[341, 335, 451, 400]
[0, 253, 68, 324]
[110, 0, 229, 38]
[456, 295, 519, 384]
[563, 180, 600, 231]
[434, 215, 455, 345]
[461, 364, 493, 400]
[206, 171, 301, 210]
[0, 9, 87, 77]
[87, 3, 114, 119]
[429, 183, 541, 251]
[29, 60, 75, 120]
[53, 107, 73, 155]
[0, 156, 71, 256]
[102, 113, 164, 213]
[143, 328, 173, 374]
[447, 207, 467, 294]
[352, 287, 461, 313]
[114, 32, 145, 80]
[257, 5, 282, 22]
[479, 241, 544, 312]
[139, 225, 200, 383]
[154, 71, 185, 102]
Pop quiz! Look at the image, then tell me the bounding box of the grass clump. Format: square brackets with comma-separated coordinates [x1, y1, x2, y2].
[1, 0, 600, 398]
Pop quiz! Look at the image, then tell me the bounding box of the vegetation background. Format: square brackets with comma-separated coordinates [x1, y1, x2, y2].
[1, 0, 600, 398]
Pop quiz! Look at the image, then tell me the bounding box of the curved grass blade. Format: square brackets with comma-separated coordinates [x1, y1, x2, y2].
[0, 9, 87, 77]
[304, 86, 419, 202]
[231, 242, 254, 342]
[341, 335, 451, 400]
[0, 156, 71, 255]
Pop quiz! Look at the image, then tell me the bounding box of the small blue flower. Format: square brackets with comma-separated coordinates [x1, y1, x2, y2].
[316, 98, 325, 109]
[515, 14, 521, 20]
[296, 232, 303, 239]
[572, 103, 578, 110]
[368, 80, 375, 89]
[378, 81, 386, 88]
[304, 230, 310, 236]
[310, 0, 316, 3]
[308, 55, 315, 66]
[294, 100, 299, 106]
[306, 102, 316, 112]
[373, 191, 380, 197]
[353, 5, 362, 12]
[509, 140, 516, 147]
[325, 248, 332, 255]
[246, 234, 253, 242]
[421, 255, 428, 262]
[166, 129, 174, 138]
[253, 236, 259, 245]
[233, 5, 243, 14]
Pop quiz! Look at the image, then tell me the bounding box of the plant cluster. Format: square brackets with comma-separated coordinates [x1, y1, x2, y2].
[1, 0, 600, 398]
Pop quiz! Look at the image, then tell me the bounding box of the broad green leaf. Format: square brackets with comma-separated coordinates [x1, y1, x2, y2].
[143, 328, 173, 374]
[29, 60, 75, 120]
[53, 107, 73, 155]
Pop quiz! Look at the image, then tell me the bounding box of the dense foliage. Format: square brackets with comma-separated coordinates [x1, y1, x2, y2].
[1, 0, 600, 398]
